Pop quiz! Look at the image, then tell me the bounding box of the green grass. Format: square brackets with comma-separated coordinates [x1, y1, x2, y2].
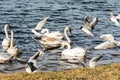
[0, 64, 120, 80]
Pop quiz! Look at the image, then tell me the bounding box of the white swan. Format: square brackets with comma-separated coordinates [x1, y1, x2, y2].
[30, 16, 50, 36]
[95, 34, 120, 49]
[41, 28, 63, 40]
[110, 12, 120, 27]
[61, 42, 88, 63]
[100, 34, 114, 41]
[2, 24, 11, 50]
[80, 16, 98, 37]
[7, 30, 20, 57]
[26, 50, 44, 73]
[38, 26, 72, 50]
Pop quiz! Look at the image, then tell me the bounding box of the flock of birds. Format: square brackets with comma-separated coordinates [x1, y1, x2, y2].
[0, 12, 120, 73]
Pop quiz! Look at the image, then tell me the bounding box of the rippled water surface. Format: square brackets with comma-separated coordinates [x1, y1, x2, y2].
[0, 0, 120, 73]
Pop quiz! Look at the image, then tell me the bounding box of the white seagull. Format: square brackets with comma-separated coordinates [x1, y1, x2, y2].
[30, 16, 50, 36]
[80, 16, 98, 37]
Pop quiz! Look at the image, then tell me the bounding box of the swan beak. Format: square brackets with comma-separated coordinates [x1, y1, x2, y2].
[69, 28, 72, 34]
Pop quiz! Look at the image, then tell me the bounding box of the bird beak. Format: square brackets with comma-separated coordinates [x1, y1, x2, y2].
[69, 28, 72, 34]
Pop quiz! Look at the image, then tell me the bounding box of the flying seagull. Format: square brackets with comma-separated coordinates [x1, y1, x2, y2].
[80, 16, 98, 37]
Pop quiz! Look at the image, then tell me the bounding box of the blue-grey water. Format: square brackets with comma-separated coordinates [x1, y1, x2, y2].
[0, 0, 120, 73]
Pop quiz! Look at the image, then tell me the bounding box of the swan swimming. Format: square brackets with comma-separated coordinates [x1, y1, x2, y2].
[33, 26, 72, 50]
[95, 34, 120, 49]
[80, 16, 98, 37]
[100, 34, 114, 41]
[40, 28, 64, 40]
[7, 30, 21, 57]
[109, 12, 120, 27]
[61, 41, 88, 63]
[2, 24, 11, 50]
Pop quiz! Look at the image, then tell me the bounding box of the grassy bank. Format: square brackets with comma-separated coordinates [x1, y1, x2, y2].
[0, 64, 120, 80]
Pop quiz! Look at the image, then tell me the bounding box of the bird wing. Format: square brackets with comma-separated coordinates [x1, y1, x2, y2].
[83, 16, 91, 30]
[89, 55, 102, 68]
[90, 17, 98, 31]
[90, 55, 102, 62]
[34, 16, 50, 30]
[28, 50, 41, 62]
[116, 14, 120, 19]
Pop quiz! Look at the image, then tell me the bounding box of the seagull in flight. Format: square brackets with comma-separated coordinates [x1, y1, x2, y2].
[80, 16, 98, 38]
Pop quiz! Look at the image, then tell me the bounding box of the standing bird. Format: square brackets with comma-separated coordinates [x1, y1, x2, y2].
[109, 12, 120, 27]
[80, 16, 98, 37]
[2, 24, 11, 50]
[26, 50, 44, 73]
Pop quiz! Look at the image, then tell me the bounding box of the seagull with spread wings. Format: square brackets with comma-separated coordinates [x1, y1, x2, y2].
[80, 16, 98, 37]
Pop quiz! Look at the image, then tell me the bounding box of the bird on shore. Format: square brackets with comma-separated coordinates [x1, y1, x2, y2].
[80, 16, 98, 38]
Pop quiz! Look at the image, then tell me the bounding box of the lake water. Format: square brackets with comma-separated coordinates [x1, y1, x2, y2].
[0, 0, 120, 73]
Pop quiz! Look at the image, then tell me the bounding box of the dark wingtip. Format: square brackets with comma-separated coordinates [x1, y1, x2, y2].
[80, 26, 83, 29]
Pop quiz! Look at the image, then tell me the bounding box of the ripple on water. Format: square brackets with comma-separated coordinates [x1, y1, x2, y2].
[0, 0, 120, 73]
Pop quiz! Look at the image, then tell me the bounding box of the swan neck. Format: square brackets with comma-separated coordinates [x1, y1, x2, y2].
[4, 25, 9, 39]
[10, 31, 14, 47]
[64, 28, 71, 43]
[65, 42, 71, 49]
[32, 29, 41, 36]
[41, 29, 49, 34]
